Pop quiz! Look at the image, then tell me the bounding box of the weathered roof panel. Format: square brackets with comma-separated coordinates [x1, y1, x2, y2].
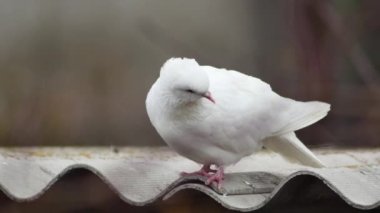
[0, 147, 379, 211]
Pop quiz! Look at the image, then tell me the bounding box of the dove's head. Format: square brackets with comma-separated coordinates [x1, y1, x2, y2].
[159, 58, 215, 105]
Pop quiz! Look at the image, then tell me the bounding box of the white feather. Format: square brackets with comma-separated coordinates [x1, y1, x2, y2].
[263, 132, 324, 168]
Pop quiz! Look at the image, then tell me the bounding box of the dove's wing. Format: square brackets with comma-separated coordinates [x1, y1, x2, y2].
[266, 95, 330, 136]
[203, 65, 330, 137]
[263, 132, 324, 167]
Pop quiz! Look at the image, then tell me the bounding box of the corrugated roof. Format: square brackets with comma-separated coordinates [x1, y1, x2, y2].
[0, 147, 379, 211]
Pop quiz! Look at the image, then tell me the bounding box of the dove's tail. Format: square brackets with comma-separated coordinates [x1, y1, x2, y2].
[263, 132, 324, 168]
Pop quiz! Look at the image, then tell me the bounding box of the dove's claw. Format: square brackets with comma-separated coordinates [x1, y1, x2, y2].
[205, 167, 224, 189]
[181, 165, 224, 188]
[181, 164, 214, 177]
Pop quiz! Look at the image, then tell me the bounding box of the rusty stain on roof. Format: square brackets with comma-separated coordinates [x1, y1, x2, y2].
[0, 147, 379, 211]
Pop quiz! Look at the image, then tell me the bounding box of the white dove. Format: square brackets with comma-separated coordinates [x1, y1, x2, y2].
[146, 58, 330, 187]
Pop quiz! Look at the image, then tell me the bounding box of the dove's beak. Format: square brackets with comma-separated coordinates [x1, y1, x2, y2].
[203, 91, 215, 104]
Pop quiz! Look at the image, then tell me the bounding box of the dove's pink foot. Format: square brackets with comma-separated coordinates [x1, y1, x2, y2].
[205, 166, 224, 189]
[181, 165, 225, 188]
[180, 164, 216, 177]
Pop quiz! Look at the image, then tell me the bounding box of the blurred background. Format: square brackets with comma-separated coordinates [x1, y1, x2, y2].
[0, 0, 379, 148]
[0, 1, 379, 212]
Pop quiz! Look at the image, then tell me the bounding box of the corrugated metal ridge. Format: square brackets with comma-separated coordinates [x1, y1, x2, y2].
[0, 147, 379, 211]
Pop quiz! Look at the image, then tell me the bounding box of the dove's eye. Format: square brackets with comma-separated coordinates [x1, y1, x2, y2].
[185, 89, 195, 93]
